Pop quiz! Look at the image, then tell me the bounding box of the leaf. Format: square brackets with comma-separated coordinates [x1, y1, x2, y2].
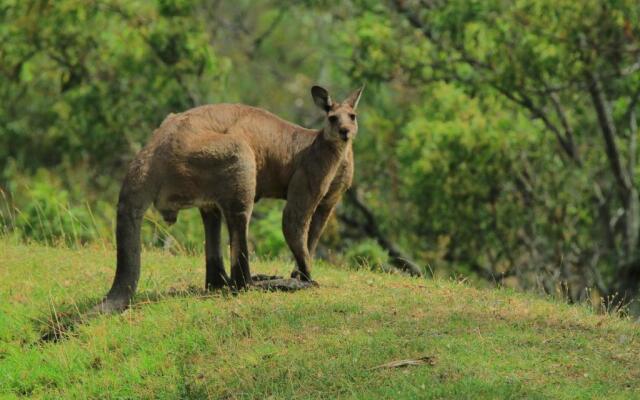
[372, 356, 436, 370]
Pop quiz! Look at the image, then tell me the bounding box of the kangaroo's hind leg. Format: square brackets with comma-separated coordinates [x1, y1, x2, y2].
[200, 207, 230, 290]
[223, 205, 253, 290]
[215, 143, 257, 290]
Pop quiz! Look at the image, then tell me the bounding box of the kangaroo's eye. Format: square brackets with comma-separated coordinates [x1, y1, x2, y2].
[349, 114, 356, 121]
[328, 115, 338, 124]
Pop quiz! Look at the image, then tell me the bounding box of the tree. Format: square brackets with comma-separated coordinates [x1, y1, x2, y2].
[344, 0, 640, 300]
[0, 0, 226, 178]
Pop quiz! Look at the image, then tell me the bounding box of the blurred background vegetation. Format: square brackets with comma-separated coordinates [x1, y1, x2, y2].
[1, 0, 639, 311]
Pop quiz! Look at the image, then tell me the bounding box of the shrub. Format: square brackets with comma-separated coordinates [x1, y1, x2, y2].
[344, 239, 389, 271]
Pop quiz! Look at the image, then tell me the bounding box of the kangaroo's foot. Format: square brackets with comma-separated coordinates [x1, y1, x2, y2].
[206, 280, 230, 291]
[206, 271, 232, 291]
[290, 269, 313, 282]
[91, 296, 131, 315]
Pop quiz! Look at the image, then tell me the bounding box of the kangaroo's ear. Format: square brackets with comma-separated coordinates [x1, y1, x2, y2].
[311, 85, 333, 112]
[344, 85, 364, 110]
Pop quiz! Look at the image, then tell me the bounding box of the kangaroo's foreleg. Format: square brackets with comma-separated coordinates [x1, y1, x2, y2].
[307, 202, 336, 257]
[200, 207, 230, 290]
[283, 199, 316, 282]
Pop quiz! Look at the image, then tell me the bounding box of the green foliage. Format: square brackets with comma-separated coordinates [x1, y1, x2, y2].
[2, 0, 640, 304]
[5, 169, 112, 246]
[14, 177, 91, 245]
[251, 201, 288, 258]
[0, 0, 227, 173]
[342, 0, 640, 300]
[344, 238, 389, 271]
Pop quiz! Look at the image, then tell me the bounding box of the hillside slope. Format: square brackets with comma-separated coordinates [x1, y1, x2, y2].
[0, 241, 639, 399]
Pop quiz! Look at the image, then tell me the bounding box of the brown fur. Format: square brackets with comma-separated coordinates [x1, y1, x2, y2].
[97, 85, 363, 312]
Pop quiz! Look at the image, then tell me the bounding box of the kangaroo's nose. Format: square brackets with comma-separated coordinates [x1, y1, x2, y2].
[339, 128, 349, 140]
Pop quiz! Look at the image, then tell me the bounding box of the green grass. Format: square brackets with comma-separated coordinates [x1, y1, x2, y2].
[1, 240, 639, 399]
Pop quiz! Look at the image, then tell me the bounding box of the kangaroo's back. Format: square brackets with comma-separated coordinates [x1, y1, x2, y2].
[147, 103, 317, 199]
[157, 103, 314, 147]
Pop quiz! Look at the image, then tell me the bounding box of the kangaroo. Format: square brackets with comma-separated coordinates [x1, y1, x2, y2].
[97, 85, 364, 312]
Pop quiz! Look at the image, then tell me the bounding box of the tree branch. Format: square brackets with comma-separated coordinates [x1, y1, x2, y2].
[252, 8, 286, 52]
[549, 92, 578, 158]
[391, 0, 435, 41]
[629, 108, 638, 181]
[586, 71, 632, 202]
[492, 84, 582, 165]
[340, 188, 423, 277]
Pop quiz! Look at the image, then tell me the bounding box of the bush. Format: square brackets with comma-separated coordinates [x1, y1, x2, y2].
[250, 201, 288, 258]
[9, 170, 108, 246]
[344, 239, 389, 271]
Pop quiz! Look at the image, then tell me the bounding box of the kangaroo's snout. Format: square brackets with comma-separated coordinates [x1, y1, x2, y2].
[339, 128, 350, 141]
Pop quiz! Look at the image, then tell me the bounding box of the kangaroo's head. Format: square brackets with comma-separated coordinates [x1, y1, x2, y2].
[311, 85, 364, 142]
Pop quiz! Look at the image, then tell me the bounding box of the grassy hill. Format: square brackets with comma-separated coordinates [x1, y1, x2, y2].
[1, 241, 639, 399]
